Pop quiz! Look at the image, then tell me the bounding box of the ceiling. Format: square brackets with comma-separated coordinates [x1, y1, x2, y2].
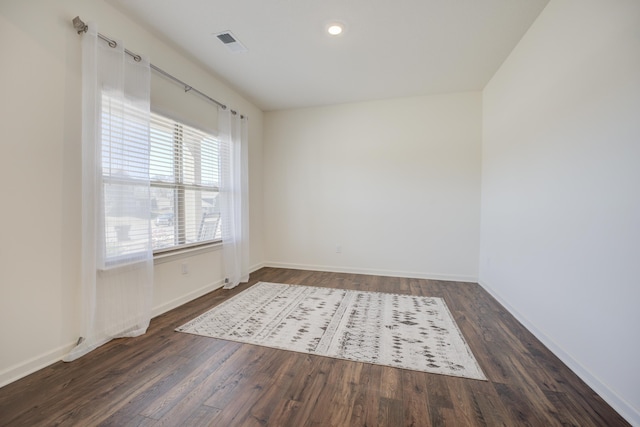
[108, 0, 550, 111]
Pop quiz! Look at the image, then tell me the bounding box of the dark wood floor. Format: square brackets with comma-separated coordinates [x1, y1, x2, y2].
[0, 268, 629, 426]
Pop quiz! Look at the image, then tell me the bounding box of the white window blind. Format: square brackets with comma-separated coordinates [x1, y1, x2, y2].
[100, 89, 152, 268]
[150, 112, 221, 252]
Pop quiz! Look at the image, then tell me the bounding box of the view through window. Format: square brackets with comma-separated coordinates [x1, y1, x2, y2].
[149, 112, 221, 252]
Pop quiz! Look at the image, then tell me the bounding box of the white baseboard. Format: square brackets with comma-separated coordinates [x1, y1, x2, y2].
[151, 279, 225, 318]
[0, 341, 76, 389]
[478, 279, 639, 427]
[151, 260, 275, 318]
[263, 261, 477, 283]
[249, 262, 267, 274]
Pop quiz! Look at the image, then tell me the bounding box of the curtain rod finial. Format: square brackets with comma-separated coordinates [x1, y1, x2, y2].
[72, 16, 88, 34]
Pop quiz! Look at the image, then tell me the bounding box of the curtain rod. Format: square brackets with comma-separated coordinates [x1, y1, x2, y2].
[72, 16, 245, 118]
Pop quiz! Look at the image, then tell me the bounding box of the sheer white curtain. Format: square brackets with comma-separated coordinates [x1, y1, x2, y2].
[218, 107, 250, 289]
[64, 24, 154, 362]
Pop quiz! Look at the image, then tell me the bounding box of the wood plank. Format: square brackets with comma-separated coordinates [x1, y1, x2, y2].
[244, 351, 306, 425]
[401, 370, 431, 427]
[282, 357, 336, 426]
[379, 366, 403, 400]
[493, 382, 558, 426]
[266, 398, 303, 426]
[378, 397, 404, 426]
[158, 346, 284, 426]
[466, 378, 512, 426]
[137, 341, 241, 419]
[425, 373, 455, 426]
[349, 362, 383, 427]
[121, 414, 158, 427]
[180, 405, 222, 427]
[304, 359, 363, 426]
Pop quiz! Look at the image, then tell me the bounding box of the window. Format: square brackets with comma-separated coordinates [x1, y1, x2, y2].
[150, 112, 221, 252]
[101, 89, 152, 267]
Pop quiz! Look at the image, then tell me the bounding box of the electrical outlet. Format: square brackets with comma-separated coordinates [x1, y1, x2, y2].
[336, 244, 342, 253]
[181, 262, 189, 275]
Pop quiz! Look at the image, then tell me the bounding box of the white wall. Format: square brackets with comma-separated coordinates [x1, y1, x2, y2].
[480, 0, 640, 423]
[0, 0, 264, 387]
[264, 93, 482, 281]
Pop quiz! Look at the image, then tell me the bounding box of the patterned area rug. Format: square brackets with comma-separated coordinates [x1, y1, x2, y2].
[177, 282, 486, 380]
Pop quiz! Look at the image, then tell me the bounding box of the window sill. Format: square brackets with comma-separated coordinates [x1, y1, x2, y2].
[153, 241, 222, 265]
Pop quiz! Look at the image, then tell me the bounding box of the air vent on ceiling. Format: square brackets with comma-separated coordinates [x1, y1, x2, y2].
[214, 31, 248, 53]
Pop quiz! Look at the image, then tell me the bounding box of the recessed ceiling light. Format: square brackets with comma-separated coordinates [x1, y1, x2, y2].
[327, 24, 344, 36]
